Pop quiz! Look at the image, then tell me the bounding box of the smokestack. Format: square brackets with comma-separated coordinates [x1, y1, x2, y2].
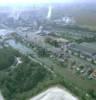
[47, 5, 52, 20]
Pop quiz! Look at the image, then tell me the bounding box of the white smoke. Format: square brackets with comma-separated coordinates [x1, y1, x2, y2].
[47, 5, 52, 19]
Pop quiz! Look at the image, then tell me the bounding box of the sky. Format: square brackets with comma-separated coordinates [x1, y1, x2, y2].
[0, 0, 95, 8]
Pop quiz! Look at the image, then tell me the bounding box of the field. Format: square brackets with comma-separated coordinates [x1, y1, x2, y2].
[81, 42, 96, 50]
[52, 3, 96, 30]
[40, 56, 96, 90]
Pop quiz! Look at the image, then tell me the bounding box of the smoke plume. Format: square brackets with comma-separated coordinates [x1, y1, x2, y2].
[47, 5, 52, 19]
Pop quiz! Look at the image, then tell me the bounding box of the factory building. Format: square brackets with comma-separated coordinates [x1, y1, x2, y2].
[69, 43, 96, 63]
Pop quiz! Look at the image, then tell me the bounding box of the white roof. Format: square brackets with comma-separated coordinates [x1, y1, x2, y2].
[0, 29, 12, 36]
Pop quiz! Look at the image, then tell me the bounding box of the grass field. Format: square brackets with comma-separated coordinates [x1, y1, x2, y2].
[41, 57, 96, 90]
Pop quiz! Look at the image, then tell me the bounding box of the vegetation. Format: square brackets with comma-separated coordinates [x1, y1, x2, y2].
[0, 47, 20, 70]
[75, 37, 96, 43]
[8, 74, 96, 100]
[0, 33, 96, 100]
[36, 46, 50, 57]
[0, 48, 52, 100]
[45, 37, 59, 47]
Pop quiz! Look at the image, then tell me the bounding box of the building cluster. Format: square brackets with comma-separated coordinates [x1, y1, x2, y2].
[68, 43, 96, 64]
[53, 16, 76, 25]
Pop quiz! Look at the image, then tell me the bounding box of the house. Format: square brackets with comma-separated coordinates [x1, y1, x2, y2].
[15, 57, 22, 66]
[89, 69, 96, 79]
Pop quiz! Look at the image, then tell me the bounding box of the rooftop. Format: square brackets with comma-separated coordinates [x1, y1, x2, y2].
[70, 43, 96, 56]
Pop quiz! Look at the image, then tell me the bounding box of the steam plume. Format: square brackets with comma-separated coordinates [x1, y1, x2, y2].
[47, 5, 52, 19]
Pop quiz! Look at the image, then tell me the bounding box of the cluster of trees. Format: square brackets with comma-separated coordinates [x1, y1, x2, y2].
[13, 74, 96, 100]
[0, 47, 96, 100]
[88, 89, 96, 99]
[45, 37, 59, 47]
[0, 56, 51, 100]
[36, 46, 50, 57]
[0, 47, 52, 100]
[0, 47, 20, 70]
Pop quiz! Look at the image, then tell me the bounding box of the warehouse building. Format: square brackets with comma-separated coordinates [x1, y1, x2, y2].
[69, 43, 96, 63]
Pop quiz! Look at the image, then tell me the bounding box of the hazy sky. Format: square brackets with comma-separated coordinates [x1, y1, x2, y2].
[0, 0, 95, 7]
